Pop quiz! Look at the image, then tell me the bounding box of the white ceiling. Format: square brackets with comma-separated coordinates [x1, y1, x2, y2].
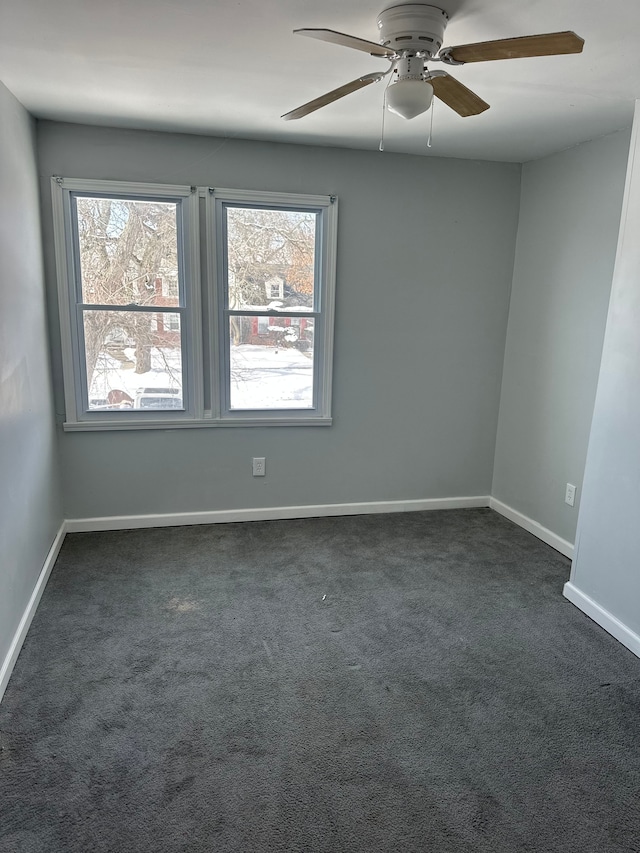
[1, 0, 639, 162]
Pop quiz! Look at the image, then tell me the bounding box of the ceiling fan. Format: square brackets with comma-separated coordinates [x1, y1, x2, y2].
[282, 3, 584, 122]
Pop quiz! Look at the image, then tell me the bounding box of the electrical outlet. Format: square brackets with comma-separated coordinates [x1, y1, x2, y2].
[252, 457, 266, 477]
[565, 483, 576, 507]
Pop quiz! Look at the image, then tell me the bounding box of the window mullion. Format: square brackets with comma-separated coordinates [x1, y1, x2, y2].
[206, 189, 222, 419]
[78, 303, 185, 313]
[224, 308, 322, 319]
[184, 189, 204, 419]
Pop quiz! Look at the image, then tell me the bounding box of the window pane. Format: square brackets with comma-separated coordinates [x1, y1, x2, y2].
[225, 207, 316, 312]
[75, 196, 180, 307]
[229, 316, 315, 410]
[83, 310, 183, 411]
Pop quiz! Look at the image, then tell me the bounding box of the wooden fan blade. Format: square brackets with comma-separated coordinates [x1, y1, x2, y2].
[429, 72, 489, 117]
[445, 31, 584, 63]
[282, 74, 383, 120]
[294, 28, 396, 58]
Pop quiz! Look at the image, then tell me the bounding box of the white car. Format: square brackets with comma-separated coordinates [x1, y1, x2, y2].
[134, 390, 183, 410]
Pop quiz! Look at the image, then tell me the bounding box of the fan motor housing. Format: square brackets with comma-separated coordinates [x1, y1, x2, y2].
[377, 4, 448, 57]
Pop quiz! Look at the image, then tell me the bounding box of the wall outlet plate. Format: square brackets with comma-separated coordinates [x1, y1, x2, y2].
[565, 483, 576, 506]
[252, 457, 266, 477]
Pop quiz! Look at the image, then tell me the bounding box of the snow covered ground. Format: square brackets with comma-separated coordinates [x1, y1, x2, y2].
[88, 344, 313, 410]
[230, 344, 313, 409]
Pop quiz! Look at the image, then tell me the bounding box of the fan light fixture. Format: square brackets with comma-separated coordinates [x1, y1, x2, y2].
[386, 78, 434, 119]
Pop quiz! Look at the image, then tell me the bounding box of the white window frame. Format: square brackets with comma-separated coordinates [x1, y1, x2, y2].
[52, 178, 202, 429]
[207, 189, 337, 425]
[52, 180, 337, 430]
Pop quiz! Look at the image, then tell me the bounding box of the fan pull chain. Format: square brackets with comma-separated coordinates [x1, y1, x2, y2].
[379, 72, 394, 152]
[427, 73, 435, 149]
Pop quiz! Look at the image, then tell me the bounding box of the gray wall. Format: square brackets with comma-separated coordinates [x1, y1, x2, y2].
[37, 122, 521, 519]
[492, 129, 630, 544]
[570, 103, 640, 637]
[0, 83, 62, 670]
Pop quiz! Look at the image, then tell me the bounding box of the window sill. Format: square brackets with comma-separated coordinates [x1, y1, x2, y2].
[62, 416, 333, 432]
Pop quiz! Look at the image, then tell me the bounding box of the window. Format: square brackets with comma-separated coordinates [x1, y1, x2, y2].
[52, 180, 337, 429]
[212, 191, 336, 419]
[266, 277, 284, 300]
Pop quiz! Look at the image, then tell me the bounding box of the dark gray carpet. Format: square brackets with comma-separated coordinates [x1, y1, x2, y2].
[1, 509, 639, 852]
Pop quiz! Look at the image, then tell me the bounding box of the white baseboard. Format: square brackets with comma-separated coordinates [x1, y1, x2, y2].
[0, 522, 67, 703]
[65, 495, 491, 533]
[489, 498, 574, 559]
[563, 582, 640, 660]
